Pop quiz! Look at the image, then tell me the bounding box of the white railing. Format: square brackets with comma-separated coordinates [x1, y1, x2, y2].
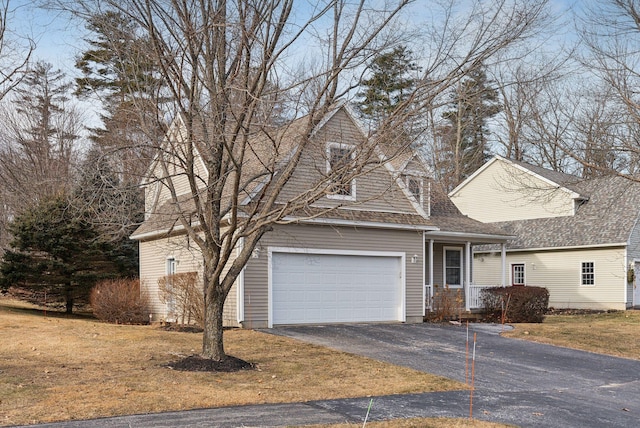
[425, 284, 433, 310]
[468, 284, 500, 309]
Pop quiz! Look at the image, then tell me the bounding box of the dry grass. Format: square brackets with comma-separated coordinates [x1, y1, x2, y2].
[309, 418, 515, 427]
[502, 310, 640, 360]
[0, 297, 463, 426]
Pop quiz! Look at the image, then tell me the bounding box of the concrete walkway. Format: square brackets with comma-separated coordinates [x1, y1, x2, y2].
[19, 323, 640, 427]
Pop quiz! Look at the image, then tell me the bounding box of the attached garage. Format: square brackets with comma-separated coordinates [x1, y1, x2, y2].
[269, 248, 405, 326]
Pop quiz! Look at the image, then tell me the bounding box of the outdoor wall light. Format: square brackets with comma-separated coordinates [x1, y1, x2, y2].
[411, 254, 419, 264]
[251, 248, 261, 259]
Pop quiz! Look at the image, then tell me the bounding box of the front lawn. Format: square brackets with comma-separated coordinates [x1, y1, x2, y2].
[0, 297, 463, 426]
[502, 310, 640, 360]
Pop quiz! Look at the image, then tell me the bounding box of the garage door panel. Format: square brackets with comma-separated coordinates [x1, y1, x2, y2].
[272, 252, 402, 325]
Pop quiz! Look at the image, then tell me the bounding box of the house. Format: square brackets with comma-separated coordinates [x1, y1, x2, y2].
[449, 155, 640, 310]
[130, 105, 512, 328]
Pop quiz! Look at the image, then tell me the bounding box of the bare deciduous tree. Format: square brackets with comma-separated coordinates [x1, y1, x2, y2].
[0, 0, 35, 251]
[0, 0, 33, 99]
[57, 0, 556, 361]
[568, 0, 640, 178]
[0, 61, 82, 256]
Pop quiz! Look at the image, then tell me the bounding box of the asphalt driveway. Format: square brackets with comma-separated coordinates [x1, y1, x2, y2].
[271, 322, 640, 427]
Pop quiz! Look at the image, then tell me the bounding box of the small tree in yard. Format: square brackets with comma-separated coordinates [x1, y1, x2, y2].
[158, 272, 205, 327]
[0, 195, 136, 313]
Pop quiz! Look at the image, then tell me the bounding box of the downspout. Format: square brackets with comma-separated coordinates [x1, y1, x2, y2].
[237, 237, 245, 326]
[465, 241, 471, 311]
[501, 243, 507, 287]
[422, 231, 426, 316]
[429, 239, 434, 306]
[623, 251, 628, 308]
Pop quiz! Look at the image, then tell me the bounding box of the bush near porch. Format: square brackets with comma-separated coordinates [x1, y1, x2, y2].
[481, 286, 549, 323]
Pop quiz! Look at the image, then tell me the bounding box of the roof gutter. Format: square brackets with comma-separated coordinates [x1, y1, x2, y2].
[424, 230, 515, 243]
[475, 242, 628, 253]
[282, 216, 439, 231]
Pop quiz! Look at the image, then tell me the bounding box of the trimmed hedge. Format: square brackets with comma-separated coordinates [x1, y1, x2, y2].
[481, 286, 549, 323]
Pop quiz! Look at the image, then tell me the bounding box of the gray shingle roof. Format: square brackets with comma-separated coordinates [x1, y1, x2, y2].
[507, 158, 585, 195]
[483, 175, 640, 250]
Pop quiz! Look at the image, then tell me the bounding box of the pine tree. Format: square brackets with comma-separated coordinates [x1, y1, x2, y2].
[75, 11, 165, 185]
[357, 46, 421, 122]
[439, 68, 502, 188]
[0, 195, 135, 313]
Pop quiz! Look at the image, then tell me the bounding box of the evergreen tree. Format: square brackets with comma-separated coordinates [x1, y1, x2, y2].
[439, 68, 502, 188]
[75, 10, 165, 184]
[0, 195, 138, 313]
[357, 46, 421, 122]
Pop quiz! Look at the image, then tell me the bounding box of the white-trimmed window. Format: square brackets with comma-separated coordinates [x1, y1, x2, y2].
[326, 142, 356, 200]
[581, 261, 595, 286]
[166, 257, 177, 314]
[444, 247, 462, 287]
[512, 263, 525, 286]
[404, 175, 423, 204]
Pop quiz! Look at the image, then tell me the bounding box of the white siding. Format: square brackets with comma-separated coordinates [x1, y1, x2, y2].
[138, 235, 240, 327]
[474, 247, 627, 310]
[451, 159, 576, 222]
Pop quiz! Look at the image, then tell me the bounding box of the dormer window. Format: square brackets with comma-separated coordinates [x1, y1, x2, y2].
[404, 175, 423, 204]
[326, 142, 356, 200]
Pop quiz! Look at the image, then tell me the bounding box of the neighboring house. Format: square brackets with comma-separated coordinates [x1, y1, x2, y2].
[449, 155, 640, 310]
[131, 105, 511, 328]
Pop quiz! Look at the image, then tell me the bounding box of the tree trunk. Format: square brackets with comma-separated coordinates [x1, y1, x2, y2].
[202, 275, 226, 361]
[65, 283, 74, 314]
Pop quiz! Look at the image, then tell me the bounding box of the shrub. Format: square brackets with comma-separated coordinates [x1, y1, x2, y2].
[158, 272, 204, 327]
[90, 278, 149, 324]
[429, 284, 463, 321]
[481, 286, 549, 323]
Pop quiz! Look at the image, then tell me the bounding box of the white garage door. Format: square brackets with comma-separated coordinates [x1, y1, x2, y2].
[271, 251, 403, 325]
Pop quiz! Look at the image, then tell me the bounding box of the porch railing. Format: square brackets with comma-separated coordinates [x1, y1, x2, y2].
[425, 284, 500, 311]
[425, 284, 433, 310]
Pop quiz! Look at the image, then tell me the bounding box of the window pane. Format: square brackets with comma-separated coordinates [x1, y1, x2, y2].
[581, 262, 594, 285]
[446, 250, 460, 266]
[512, 264, 525, 285]
[446, 267, 460, 285]
[329, 146, 352, 196]
[408, 178, 421, 201]
[445, 249, 461, 285]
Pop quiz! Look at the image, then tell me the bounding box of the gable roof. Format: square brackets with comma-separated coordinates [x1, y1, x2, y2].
[449, 155, 585, 200]
[426, 181, 513, 241]
[131, 104, 513, 242]
[480, 175, 640, 250]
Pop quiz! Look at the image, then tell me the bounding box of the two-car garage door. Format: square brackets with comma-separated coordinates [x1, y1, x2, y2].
[271, 251, 404, 326]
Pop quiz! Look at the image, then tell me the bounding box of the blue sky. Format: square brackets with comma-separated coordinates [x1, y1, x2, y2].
[10, 1, 85, 74]
[10, 0, 582, 76]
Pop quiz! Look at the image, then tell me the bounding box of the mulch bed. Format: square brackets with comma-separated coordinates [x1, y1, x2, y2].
[166, 355, 255, 372]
